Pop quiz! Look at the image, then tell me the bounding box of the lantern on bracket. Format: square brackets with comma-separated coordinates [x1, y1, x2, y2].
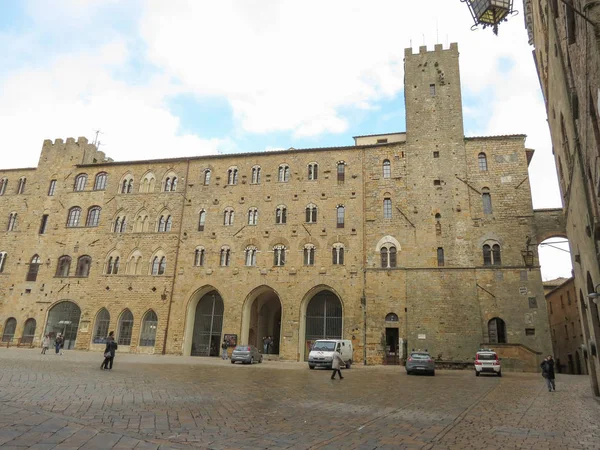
[461, 0, 517, 35]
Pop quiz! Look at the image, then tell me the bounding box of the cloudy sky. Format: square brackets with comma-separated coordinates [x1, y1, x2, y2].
[0, 0, 571, 279]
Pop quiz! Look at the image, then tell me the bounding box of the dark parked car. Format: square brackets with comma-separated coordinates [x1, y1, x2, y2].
[405, 351, 435, 376]
[231, 345, 263, 364]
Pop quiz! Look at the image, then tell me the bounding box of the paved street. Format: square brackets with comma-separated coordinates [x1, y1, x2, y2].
[0, 349, 598, 449]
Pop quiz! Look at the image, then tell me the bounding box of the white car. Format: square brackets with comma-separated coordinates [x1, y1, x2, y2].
[474, 350, 501, 376]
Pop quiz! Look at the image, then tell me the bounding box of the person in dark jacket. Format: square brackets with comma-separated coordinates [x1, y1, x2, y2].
[101, 331, 118, 370]
[54, 333, 64, 355]
[541, 355, 556, 391]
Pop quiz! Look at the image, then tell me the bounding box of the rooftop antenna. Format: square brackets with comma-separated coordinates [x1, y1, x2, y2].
[92, 129, 103, 147]
[436, 19, 439, 44]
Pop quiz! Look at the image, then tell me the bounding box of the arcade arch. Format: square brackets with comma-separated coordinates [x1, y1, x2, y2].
[44, 301, 81, 349]
[183, 286, 224, 357]
[241, 286, 282, 355]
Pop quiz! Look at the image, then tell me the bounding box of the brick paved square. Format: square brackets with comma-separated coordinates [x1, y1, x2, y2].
[0, 349, 599, 449]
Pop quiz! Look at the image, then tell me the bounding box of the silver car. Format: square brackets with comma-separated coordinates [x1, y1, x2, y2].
[405, 351, 435, 376]
[231, 345, 263, 364]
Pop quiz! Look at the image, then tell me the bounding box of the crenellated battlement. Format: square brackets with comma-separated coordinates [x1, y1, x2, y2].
[404, 42, 459, 57]
[39, 136, 110, 168]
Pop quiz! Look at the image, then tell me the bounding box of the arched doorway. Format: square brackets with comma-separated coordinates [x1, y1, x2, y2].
[44, 301, 81, 349]
[488, 317, 506, 344]
[191, 290, 224, 357]
[242, 286, 282, 355]
[302, 289, 343, 361]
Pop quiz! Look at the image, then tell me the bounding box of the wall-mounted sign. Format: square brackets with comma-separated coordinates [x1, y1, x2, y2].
[418, 334, 426, 340]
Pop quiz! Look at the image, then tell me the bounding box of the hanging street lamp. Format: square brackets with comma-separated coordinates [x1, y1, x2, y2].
[461, 0, 516, 35]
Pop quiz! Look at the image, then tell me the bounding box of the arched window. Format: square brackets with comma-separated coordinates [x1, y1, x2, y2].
[56, 256, 72, 277]
[223, 208, 234, 226]
[382, 159, 391, 178]
[308, 163, 318, 181]
[437, 247, 445, 267]
[127, 251, 143, 275]
[0, 178, 7, 195]
[7, 212, 17, 231]
[385, 313, 399, 322]
[275, 205, 287, 224]
[245, 246, 257, 266]
[106, 255, 120, 275]
[273, 245, 286, 266]
[220, 246, 231, 267]
[483, 243, 501, 266]
[94, 172, 108, 190]
[194, 247, 205, 266]
[332, 243, 345, 265]
[0, 251, 7, 273]
[74, 173, 87, 191]
[17, 177, 26, 194]
[164, 176, 178, 192]
[139, 310, 158, 347]
[278, 164, 290, 182]
[337, 161, 345, 183]
[482, 188, 493, 214]
[157, 214, 172, 232]
[151, 256, 166, 275]
[381, 245, 397, 268]
[248, 208, 258, 226]
[2, 318, 16, 342]
[86, 206, 101, 227]
[93, 308, 110, 343]
[75, 255, 92, 277]
[336, 205, 345, 228]
[305, 204, 317, 223]
[140, 173, 155, 193]
[117, 310, 134, 346]
[134, 212, 148, 232]
[251, 166, 261, 184]
[113, 216, 127, 233]
[304, 244, 315, 266]
[26, 255, 41, 281]
[21, 318, 37, 344]
[198, 210, 206, 231]
[488, 318, 507, 343]
[383, 198, 392, 219]
[67, 208, 81, 227]
[121, 177, 133, 194]
[492, 244, 502, 265]
[478, 153, 488, 171]
[203, 169, 211, 185]
[227, 167, 238, 185]
[48, 179, 57, 196]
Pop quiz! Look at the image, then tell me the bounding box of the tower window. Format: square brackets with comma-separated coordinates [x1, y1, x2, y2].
[430, 84, 436, 96]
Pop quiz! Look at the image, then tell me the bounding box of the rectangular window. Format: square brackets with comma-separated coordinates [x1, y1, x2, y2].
[433, 151, 439, 158]
[525, 328, 535, 336]
[567, 290, 571, 305]
[337, 164, 345, 183]
[565, 0, 576, 44]
[48, 180, 57, 196]
[39, 215, 49, 235]
[437, 247, 444, 267]
[376, 138, 388, 144]
[433, 179, 441, 186]
[528, 296, 538, 308]
[430, 84, 436, 96]
[549, 301, 553, 314]
[383, 199, 392, 219]
[482, 193, 493, 214]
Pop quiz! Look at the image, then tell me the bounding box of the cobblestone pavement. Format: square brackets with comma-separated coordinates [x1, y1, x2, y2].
[0, 349, 598, 449]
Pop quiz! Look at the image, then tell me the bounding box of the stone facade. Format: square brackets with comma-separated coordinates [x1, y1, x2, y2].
[544, 277, 588, 374]
[0, 44, 553, 370]
[525, 0, 600, 393]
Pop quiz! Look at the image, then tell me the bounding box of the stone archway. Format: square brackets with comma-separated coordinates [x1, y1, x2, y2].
[298, 286, 344, 361]
[241, 286, 282, 355]
[44, 301, 81, 350]
[183, 286, 225, 357]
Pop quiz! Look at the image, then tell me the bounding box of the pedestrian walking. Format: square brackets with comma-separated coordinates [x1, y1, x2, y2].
[101, 331, 118, 370]
[41, 334, 50, 354]
[331, 348, 345, 380]
[54, 334, 64, 355]
[221, 340, 229, 360]
[263, 336, 269, 354]
[266, 336, 273, 355]
[541, 355, 556, 392]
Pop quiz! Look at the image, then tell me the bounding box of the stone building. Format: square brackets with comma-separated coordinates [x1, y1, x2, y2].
[0, 44, 556, 370]
[524, 0, 600, 392]
[544, 277, 587, 374]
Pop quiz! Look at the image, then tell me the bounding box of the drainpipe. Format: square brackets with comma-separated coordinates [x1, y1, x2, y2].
[162, 159, 190, 354]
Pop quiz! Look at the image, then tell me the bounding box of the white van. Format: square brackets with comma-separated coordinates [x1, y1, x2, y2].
[308, 339, 353, 369]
